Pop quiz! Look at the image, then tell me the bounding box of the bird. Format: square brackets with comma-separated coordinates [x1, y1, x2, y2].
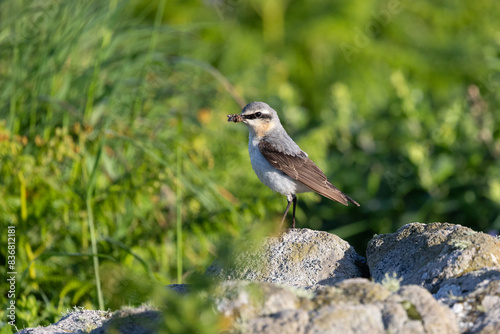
[227, 101, 360, 228]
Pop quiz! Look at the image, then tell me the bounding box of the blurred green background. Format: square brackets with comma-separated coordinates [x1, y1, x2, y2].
[1, 0, 499, 331]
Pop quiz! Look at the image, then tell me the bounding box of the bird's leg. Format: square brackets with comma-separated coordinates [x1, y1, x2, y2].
[280, 198, 293, 228]
[291, 195, 297, 228]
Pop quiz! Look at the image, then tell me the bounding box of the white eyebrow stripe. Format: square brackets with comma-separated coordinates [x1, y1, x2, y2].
[243, 112, 272, 120]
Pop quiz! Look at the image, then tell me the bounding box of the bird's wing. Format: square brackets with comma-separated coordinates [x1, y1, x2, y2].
[259, 139, 360, 206]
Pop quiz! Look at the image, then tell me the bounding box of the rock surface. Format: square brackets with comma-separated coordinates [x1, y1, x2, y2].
[88, 306, 161, 334]
[16, 222, 500, 334]
[16, 309, 112, 334]
[367, 222, 500, 289]
[437, 268, 500, 333]
[16, 306, 160, 334]
[218, 279, 458, 334]
[206, 228, 368, 288]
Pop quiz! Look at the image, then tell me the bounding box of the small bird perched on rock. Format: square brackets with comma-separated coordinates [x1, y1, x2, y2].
[228, 101, 359, 228]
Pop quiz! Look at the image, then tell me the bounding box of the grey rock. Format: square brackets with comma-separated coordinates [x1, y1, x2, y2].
[236, 278, 458, 334]
[206, 228, 368, 288]
[246, 309, 310, 334]
[16, 306, 160, 334]
[306, 304, 386, 334]
[89, 305, 160, 334]
[166, 283, 190, 294]
[367, 222, 500, 289]
[16, 309, 112, 334]
[469, 295, 500, 334]
[434, 267, 500, 301]
[396, 285, 458, 334]
[214, 280, 303, 321]
[438, 271, 500, 333]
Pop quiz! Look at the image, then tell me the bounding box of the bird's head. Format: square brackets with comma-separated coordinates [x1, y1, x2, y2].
[227, 101, 280, 137]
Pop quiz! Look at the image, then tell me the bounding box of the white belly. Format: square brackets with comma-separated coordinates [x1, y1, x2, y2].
[248, 139, 311, 197]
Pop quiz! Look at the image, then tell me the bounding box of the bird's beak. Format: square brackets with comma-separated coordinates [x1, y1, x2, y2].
[227, 114, 243, 123]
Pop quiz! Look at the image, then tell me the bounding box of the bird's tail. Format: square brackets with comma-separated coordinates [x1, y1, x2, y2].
[344, 193, 360, 207]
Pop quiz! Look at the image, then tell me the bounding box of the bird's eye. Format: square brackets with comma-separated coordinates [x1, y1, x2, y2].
[255, 112, 262, 118]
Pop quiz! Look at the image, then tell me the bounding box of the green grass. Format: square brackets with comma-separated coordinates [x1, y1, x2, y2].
[0, 0, 499, 332]
[0, 0, 245, 329]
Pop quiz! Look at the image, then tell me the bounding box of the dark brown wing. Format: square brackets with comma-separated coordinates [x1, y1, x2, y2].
[259, 140, 360, 206]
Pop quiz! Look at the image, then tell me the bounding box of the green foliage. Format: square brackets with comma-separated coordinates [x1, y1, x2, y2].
[156, 288, 221, 334]
[0, 0, 499, 331]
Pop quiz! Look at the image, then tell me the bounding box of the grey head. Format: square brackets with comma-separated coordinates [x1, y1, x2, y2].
[240, 101, 302, 155]
[240, 102, 281, 132]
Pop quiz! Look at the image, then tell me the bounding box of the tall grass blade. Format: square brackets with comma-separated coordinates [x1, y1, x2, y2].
[176, 144, 183, 284]
[86, 137, 104, 310]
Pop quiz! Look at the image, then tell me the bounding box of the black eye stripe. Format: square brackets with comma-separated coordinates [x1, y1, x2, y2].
[242, 112, 271, 120]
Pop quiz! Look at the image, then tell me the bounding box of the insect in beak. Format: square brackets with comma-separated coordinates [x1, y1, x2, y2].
[227, 114, 243, 123]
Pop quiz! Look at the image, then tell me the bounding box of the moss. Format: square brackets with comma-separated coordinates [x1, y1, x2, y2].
[401, 301, 422, 321]
[449, 238, 471, 250]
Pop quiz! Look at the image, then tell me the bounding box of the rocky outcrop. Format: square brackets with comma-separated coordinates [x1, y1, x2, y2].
[206, 228, 368, 288]
[367, 223, 500, 290]
[16, 306, 160, 334]
[437, 268, 500, 333]
[215, 279, 458, 334]
[365, 223, 500, 334]
[16, 223, 500, 334]
[16, 309, 112, 334]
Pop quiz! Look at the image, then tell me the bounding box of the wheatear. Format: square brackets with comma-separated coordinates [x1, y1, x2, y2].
[228, 101, 360, 228]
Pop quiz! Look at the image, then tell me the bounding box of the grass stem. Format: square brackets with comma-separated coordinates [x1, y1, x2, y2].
[176, 144, 183, 284]
[86, 138, 105, 310]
